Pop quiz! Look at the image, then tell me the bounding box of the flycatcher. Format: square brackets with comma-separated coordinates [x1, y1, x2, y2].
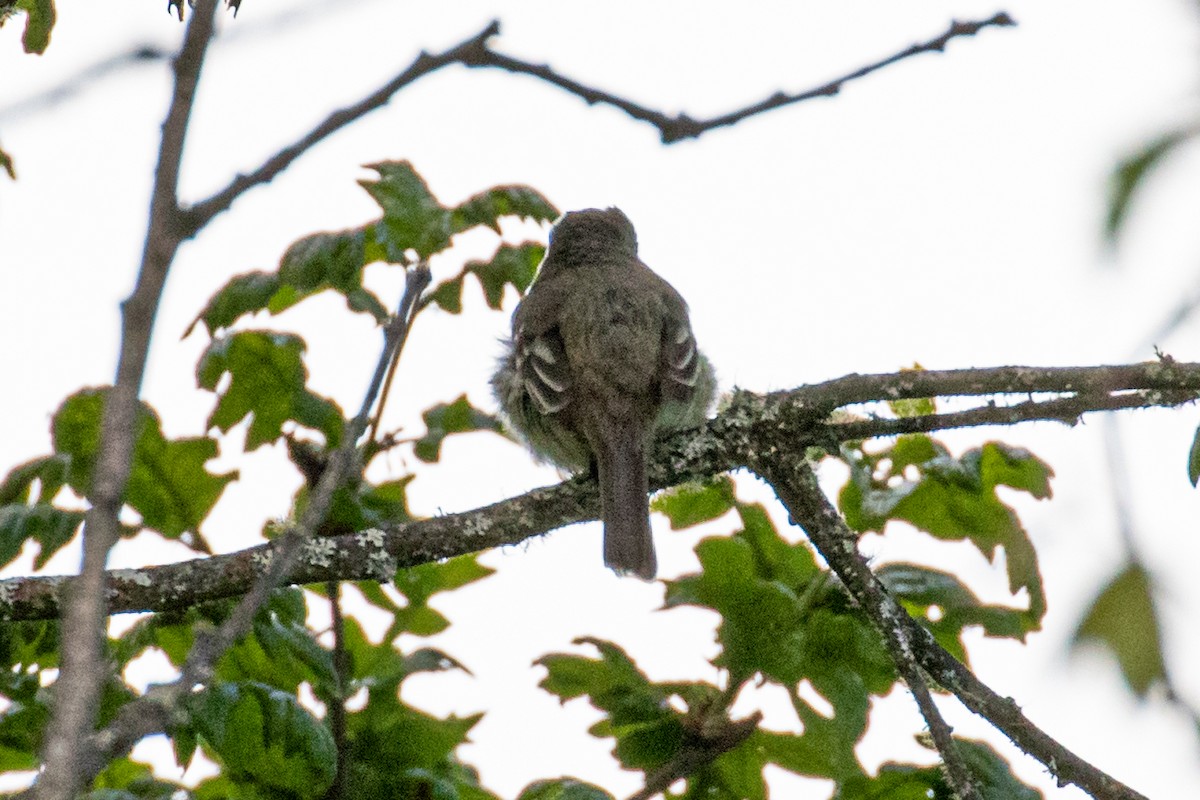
[492, 207, 714, 579]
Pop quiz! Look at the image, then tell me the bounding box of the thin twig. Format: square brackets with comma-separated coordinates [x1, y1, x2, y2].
[33, 3, 220, 798]
[770, 462, 1147, 800]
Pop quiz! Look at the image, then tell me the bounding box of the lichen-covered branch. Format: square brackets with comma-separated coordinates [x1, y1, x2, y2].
[766, 461, 1147, 800]
[5, 359, 1198, 623]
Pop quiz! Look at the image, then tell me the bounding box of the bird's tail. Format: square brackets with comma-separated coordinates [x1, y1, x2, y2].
[596, 421, 656, 580]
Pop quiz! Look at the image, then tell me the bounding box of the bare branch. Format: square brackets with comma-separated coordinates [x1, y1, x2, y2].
[33, 2, 219, 797]
[179, 22, 503, 235]
[466, 13, 1015, 143]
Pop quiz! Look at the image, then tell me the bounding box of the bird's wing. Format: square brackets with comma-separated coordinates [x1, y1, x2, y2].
[512, 280, 573, 415]
[658, 286, 703, 403]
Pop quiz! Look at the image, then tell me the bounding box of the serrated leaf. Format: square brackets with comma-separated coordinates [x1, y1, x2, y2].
[360, 161, 451, 259]
[536, 637, 683, 772]
[840, 439, 1049, 630]
[466, 242, 545, 307]
[1073, 562, 1165, 696]
[388, 554, 495, 638]
[450, 185, 558, 235]
[187, 681, 336, 798]
[414, 395, 503, 463]
[16, 0, 55, 54]
[197, 331, 344, 450]
[652, 476, 736, 530]
[1106, 127, 1198, 244]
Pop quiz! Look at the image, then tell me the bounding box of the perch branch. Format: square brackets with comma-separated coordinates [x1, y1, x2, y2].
[5, 360, 1199, 622]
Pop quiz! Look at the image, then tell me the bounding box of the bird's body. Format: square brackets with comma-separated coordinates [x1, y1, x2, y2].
[493, 208, 714, 579]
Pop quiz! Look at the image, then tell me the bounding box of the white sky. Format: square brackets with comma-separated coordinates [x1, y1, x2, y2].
[3, 1, 1200, 797]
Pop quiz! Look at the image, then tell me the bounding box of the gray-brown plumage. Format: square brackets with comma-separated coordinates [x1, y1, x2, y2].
[492, 208, 714, 579]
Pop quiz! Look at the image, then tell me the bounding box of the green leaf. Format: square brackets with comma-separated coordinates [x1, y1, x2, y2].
[0, 504, 83, 569]
[0, 143, 14, 180]
[49, 389, 235, 539]
[16, 0, 55, 54]
[879, 563, 1030, 660]
[1073, 561, 1165, 696]
[450, 185, 559, 235]
[887, 367, 936, 418]
[465, 242, 546, 307]
[427, 274, 465, 314]
[275, 228, 388, 322]
[518, 779, 614, 800]
[360, 161, 451, 259]
[537, 638, 683, 772]
[1188, 423, 1200, 487]
[186, 271, 282, 337]
[1105, 127, 1198, 244]
[187, 681, 336, 798]
[197, 331, 344, 450]
[414, 395, 503, 463]
[0, 454, 69, 505]
[840, 438, 1049, 631]
[651, 475, 736, 530]
[390, 554, 495, 637]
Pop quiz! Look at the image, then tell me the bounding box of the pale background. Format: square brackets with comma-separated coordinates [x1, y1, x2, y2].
[2, 1, 1200, 797]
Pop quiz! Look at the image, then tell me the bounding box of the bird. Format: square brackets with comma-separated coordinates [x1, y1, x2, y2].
[492, 207, 714, 579]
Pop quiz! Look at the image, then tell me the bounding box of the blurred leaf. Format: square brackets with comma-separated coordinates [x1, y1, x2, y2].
[465, 242, 546, 307]
[652, 475, 736, 530]
[90, 756, 187, 797]
[1105, 127, 1198, 244]
[187, 681, 336, 798]
[832, 738, 1042, 799]
[16, 0, 55, 54]
[450, 185, 558, 235]
[1073, 562, 1165, 696]
[0, 143, 14, 180]
[840, 438, 1049, 630]
[50, 389, 235, 539]
[518, 779, 614, 800]
[414, 395, 503, 463]
[197, 331, 345, 450]
[1189, 422, 1200, 487]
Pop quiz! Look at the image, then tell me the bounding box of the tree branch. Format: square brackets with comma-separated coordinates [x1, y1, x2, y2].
[176, 13, 1014, 235]
[33, 3, 219, 798]
[766, 462, 1146, 800]
[465, 13, 1015, 143]
[5, 360, 1198, 623]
